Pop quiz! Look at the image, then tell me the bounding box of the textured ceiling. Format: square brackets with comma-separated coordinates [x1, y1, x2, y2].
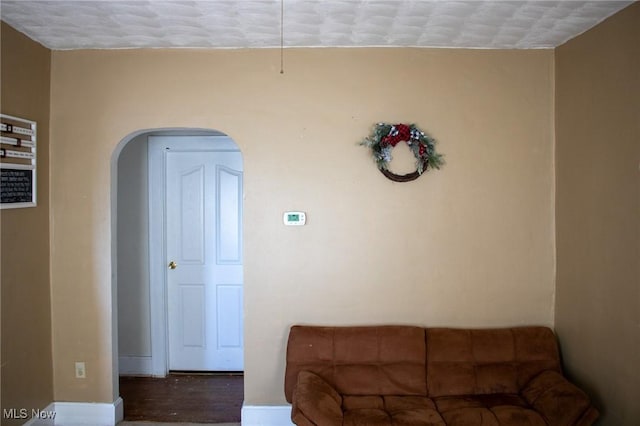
[0, 0, 633, 50]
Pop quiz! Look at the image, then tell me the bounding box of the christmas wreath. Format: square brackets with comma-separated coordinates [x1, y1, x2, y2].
[360, 123, 444, 182]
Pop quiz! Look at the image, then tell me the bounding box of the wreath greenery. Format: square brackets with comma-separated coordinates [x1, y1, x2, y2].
[361, 123, 444, 182]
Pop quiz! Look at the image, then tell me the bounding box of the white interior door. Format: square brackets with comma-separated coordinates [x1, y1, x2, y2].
[159, 135, 243, 371]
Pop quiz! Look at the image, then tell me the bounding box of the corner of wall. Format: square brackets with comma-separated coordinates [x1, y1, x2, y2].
[549, 49, 557, 328]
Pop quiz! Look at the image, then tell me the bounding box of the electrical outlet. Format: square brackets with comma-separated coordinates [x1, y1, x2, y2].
[75, 362, 86, 379]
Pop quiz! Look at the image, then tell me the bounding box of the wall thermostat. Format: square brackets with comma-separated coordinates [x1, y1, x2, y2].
[283, 211, 306, 226]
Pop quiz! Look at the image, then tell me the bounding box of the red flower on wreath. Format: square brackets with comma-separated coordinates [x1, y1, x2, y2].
[382, 123, 413, 147]
[396, 124, 411, 141]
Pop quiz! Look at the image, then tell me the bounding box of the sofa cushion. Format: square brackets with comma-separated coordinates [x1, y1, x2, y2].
[292, 371, 343, 426]
[385, 396, 446, 426]
[343, 408, 391, 426]
[285, 325, 427, 401]
[343, 395, 445, 426]
[521, 370, 594, 425]
[434, 395, 546, 426]
[427, 327, 561, 397]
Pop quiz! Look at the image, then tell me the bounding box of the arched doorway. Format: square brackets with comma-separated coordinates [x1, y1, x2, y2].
[111, 128, 244, 421]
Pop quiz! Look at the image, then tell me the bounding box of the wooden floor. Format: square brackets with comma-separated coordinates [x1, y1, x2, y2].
[119, 373, 243, 424]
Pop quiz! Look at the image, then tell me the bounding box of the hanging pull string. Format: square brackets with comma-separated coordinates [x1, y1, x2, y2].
[280, 0, 285, 74]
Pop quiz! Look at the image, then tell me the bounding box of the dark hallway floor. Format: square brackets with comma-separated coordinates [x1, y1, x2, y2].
[119, 373, 243, 424]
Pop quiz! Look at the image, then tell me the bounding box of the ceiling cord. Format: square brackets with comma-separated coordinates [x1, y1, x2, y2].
[280, 0, 285, 74]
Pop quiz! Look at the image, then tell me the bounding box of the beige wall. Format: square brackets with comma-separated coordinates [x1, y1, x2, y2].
[555, 3, 640, 424]
[0, 22, 53, 423]
[49, 47, 555, 403]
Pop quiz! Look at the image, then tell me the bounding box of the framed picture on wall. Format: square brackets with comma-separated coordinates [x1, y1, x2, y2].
[1, 114, 37, 209]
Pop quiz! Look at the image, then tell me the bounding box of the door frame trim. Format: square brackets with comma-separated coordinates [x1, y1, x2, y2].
[148, 134, 242, 376]
[148, 137, 169, 376]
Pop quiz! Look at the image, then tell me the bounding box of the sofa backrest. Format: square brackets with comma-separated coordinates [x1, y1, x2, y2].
[426, 327, 561, 397]
[285, 325, 427, 402]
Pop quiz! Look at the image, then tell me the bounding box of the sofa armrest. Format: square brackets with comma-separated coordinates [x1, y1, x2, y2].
[521, 370, 599, 426]
[291, 370, 343, 426]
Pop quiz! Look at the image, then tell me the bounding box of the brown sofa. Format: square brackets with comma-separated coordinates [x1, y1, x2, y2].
[285, 325, 598, 426]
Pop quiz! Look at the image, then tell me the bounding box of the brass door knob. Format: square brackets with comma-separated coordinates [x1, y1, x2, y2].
[168, 261, 178, 270]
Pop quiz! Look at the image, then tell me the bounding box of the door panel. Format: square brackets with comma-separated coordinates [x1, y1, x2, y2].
[180, 284, 206, 347]
[217, 284, 242, 348]
[180, 165, 205, 262]
[217, 166, 242, 264]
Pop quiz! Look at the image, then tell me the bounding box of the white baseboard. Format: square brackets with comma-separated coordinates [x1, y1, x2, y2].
[22, 403, 56, 426]
[118, 355, 153, 376]
[24, 398, 124, 426]
[25, 399, 288, 425]
[241, 404, 293, 426]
